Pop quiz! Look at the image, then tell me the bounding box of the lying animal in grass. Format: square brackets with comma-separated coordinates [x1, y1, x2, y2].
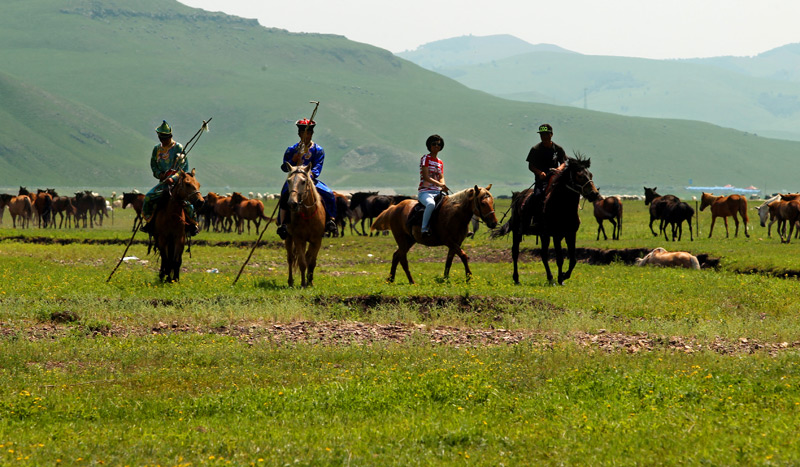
[635, 247, 701, 270]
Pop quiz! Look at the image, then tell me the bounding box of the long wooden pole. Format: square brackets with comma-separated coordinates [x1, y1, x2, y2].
[106, 225, 140, 283]
[232, 201, 280, 286]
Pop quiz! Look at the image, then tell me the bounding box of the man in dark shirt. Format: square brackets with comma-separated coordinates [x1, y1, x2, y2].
[524, 123, 567, 227]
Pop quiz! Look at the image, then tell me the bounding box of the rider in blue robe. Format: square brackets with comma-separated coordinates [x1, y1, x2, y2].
[276, 119, 337, 239]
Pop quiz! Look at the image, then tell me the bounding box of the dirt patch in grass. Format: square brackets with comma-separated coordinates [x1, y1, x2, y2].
[8, 319, 799, 356]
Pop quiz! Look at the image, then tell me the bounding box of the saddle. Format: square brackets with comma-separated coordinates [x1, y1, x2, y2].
[407, 192, 445, 232]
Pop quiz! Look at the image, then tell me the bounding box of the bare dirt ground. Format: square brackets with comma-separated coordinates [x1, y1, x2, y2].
[7, 317, 799, 356]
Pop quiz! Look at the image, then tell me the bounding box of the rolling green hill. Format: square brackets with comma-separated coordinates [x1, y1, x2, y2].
[403, 35, 800, 142]
[1, 0, 800, 197]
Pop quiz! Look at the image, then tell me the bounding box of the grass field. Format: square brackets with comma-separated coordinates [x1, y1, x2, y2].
[2, 198, 800, 465]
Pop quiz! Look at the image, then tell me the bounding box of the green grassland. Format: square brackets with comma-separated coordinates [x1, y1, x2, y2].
[3, 0, 800, 196]
[2, 199, 800, 464]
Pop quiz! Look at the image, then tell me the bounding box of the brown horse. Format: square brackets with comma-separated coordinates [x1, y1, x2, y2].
[147, 169, 204, 282]
[46, 189, 77, 229]
[284, 164, 326, 287]
[231, 192, 271, 234]
[8, 195, 33, 228]
[34, 189, 53, 228]
[372, 184, 497, 284]
[211, 193, 236, 232]
[122, 192, 145, 231]
[699, 192, 749, 238]
[593, 196, 623, 240]
[493, 155, 600, 285]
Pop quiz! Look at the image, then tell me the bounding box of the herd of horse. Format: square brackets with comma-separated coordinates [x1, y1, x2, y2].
[0, 187, 109, 230]
[6, 158, 795, 285]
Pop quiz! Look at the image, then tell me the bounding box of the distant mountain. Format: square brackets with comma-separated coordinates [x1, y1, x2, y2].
[396, 34, 575, 70]
[2, 1, 800, 197]
[403, 36, 800, 141]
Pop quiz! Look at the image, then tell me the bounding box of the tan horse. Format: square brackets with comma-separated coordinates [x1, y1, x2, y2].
[372, 185, 497, 284]
[699, 192, 749, 238]
[8, 195, 33, 228]
[284, 164, 326, 287]
[231, 192, 271, 234]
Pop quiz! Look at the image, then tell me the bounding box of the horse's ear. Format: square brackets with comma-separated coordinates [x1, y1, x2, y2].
[486, 184, 492, 191]
[473, 185, 479, 195]
[191, 168, 196, 177]
[584, 158, 591, 168]
[303, 164, 312, 174]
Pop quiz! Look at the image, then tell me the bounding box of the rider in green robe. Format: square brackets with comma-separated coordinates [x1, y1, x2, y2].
[140, 120, 199, 236]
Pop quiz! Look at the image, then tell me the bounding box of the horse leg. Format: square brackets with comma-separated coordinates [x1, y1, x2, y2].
[609, 219, 617, 240]
[456, 247, 472, 282]
[597, 221, 607, 240]
[173, 243, 184, 282]
[540, 235, 554, 283]
[708, 216, 716, 238]
[285, 240, 295, 287]
[305, 240, 322, 287]
[723, 217, 730, 238]
[560, 232, 578, 284]
[733, 215, 740, 237]
[511, 230, 523, 284]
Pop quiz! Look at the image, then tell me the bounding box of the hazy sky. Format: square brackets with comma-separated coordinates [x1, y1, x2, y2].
[179, 0, 800, 59]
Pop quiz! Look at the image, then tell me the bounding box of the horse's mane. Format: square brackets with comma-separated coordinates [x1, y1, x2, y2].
[543, 153, 591, 208]
[447, 187, 473, 205]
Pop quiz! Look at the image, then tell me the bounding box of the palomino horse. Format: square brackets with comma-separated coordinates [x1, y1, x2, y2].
[699, 192, 749, 238]
[636, 247, 701, 269]
[494, 155, 600, 285]
[283, 164, 326, 287]
[231, 192, 271, 234]
[147, 169, 204, 282]
[593, 196, 622, 240]
[372, 185, 497, 284]
[122, 192, 145, 232]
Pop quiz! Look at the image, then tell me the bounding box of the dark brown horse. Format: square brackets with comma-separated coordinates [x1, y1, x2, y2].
[0, 194, 12, 225]
[34, 189, 53, 228]
[593, 196, 622, 240]
[147, 169, 204, 282]
[46, 189, 77, 229]
[494, 155, 600, 285]
[122, 192, 145, 231]
[643, 187, 680, 237]
[700, 192, 749, 238]
[284, 164, 326, 287]
[372, 185, 497, 284]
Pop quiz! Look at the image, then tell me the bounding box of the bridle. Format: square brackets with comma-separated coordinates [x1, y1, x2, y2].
[472, 188, 496, 224]
[562, 167, 596, 200]
[287, 168, 319, 211]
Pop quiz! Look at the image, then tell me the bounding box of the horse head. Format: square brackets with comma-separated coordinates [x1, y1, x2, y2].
[471, 184, 497, 229]
[18, 186, 29, 196]
[176, 169, 204, 210]
[699, 192, 713, 211]
[562, 154, 600, 202]
[46, 188, 58, 197]
[285, 164, 316, 212]
[644, 187, 660, 205]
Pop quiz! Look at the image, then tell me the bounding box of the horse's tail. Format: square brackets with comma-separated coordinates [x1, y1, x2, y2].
[371, 205, 396, 231]
[490, 220, 511, 239]
[740, 198, 749, 224]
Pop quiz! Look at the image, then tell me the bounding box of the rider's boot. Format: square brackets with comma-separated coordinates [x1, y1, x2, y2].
[276, 224, 289, 240]
[325, 217, 337, 234]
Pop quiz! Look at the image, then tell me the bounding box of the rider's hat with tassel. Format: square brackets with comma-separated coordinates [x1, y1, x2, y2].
[155, 120, 172, 135]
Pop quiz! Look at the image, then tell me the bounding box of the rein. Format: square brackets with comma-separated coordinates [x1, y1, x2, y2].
[288, 170, 319, 213]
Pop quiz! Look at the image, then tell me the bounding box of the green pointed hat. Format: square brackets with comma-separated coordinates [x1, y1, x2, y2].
[155, 120, 172, 135]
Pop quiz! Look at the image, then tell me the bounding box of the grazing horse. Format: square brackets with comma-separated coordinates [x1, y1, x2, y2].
[284, 163, 326, 287]
[231, 192, 271, 234]
[663, 201, 695, 241]
[635, 247, 701, 269]
[147, 169, 204, 282]
[373, 184, 497, 284]
[644, 187, 680, 237]
[593, 196, 623, 240]
[494, 155, 600, 285]
[122, 192, 145, 232]
[700, 192, 749, 238]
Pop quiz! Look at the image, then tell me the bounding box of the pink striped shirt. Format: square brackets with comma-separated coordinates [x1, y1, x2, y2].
[419, 154, 444, 192]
